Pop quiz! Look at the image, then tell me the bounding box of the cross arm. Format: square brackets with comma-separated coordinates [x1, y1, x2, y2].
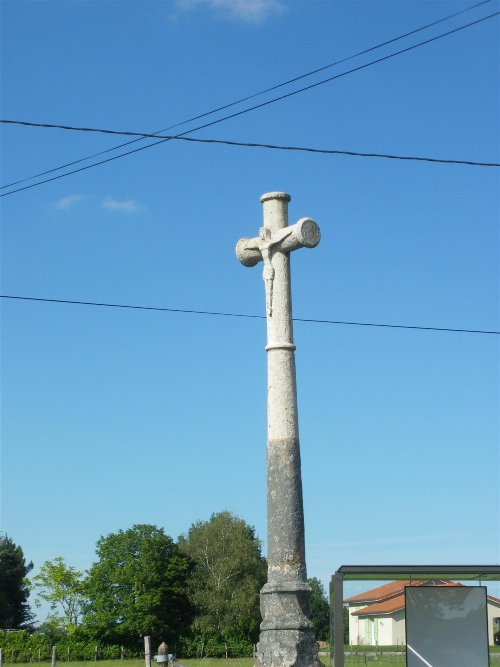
[236, 217, 321, 267]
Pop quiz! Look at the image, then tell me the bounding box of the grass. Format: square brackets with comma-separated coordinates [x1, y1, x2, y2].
[6, 650, 500, 667]
[337, 647, 406, 653]
[8, 664, 239, 667]
[325, 644, 500, 653]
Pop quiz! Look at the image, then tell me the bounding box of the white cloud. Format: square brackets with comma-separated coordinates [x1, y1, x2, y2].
[56, 194, 85, 209]
[102, 198, 143, 212]
[177, 0, 284, 23]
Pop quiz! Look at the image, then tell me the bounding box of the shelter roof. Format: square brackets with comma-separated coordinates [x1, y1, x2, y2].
[333, 565, 500, 581]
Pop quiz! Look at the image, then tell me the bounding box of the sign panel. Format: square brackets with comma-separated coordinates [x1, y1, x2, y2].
[405, 586, 488, 667]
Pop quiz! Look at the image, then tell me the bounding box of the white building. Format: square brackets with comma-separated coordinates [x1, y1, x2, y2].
[344, 580, 500, 647]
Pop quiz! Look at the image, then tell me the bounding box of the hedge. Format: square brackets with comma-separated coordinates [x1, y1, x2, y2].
[0, 631, 253, 661]
[0, 631, 140, 662]
[177, 635, 253, 658]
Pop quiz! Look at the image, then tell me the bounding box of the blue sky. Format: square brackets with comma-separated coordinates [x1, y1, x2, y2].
[1, 0, 499, 618]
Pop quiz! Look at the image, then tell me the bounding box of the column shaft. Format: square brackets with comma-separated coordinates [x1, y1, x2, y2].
[263, 194, 305, 584]
[257, 192, 318, 667]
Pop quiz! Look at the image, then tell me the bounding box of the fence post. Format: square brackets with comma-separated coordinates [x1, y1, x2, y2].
[94, 647, 98, 662]
[144, 637, 151, 667]
[120, 647, 124, 660]
[51, 646, 57, 667]
[67, 648, 70, 663]
[38, 649, 41, 663]
[0, 647, 3, 667]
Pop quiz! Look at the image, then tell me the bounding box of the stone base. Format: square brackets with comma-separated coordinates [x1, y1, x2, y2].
[256, 629, 324, 667]
[255, 582, 323, 667]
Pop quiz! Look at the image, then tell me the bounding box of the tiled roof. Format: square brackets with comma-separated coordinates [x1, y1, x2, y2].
[351, 582, 500, 616]
[345, 580, 428, 603]
[351, 593, 405, 616]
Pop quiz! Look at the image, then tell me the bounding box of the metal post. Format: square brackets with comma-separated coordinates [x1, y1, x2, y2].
[329, 578, 334, 665]
[51, 646, 57, 667]
[333, 572, 344, 667]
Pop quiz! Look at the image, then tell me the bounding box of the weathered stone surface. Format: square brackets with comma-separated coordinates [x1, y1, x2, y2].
[236, 192, 321, 667]
[267, 438, 306, 584]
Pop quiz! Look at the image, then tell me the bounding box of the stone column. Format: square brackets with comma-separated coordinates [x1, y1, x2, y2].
[236, 192, 321, 667]
[259, 192, 316, 667]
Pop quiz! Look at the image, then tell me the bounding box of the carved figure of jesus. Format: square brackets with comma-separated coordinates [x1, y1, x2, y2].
[258, 226, 292, 317]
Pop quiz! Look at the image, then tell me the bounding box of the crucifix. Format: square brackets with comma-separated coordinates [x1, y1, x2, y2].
[236, 192, 321, 667]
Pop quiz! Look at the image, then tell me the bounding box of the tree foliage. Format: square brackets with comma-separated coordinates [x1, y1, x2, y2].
[0, 535, 33, 629]
[82, 524, 192, 648]
[178, 511, 267, 641]
[307, 577, 329, 642]
[30, 557, 85, 628]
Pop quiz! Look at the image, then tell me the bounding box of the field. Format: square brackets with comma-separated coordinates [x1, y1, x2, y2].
[5, 654, 500, 667]
[0, 661, 255, 667]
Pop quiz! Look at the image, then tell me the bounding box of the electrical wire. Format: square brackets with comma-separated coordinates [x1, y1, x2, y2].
[1, 295, 498, 335]
[2, 10, 499, 197]
[1, 0, 493, 191]
[2, 120, 498, 167]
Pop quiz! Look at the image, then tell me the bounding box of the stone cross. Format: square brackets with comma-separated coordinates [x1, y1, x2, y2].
[236, 192, 321, 667]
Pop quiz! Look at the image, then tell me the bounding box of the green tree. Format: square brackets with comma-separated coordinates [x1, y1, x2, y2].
[327, 590, 349, 647]
[30, 557, 86, 628]
[307, 577, 329, 642]
[178, 511, 267, 642]
[82, 525, 192, 648]
[0, 535, 33, 629]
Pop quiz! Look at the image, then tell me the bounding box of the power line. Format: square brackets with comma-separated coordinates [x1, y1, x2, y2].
[2, 10, 499, 197]
[1, 0, 493, 192]
[2, 120, 498, 168]
[1, 295, 498, 336]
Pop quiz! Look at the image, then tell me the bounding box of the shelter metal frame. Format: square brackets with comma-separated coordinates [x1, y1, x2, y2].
[329, 565, 500, 667]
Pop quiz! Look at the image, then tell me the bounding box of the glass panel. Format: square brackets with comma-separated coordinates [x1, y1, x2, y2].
[405, 586, 488, 667]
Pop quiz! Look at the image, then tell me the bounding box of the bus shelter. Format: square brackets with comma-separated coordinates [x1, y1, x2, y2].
[329, 565, 500, 667]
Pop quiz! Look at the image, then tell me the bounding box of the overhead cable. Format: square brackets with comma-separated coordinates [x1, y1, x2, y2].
[2, 120, 498, 168]
[1, 0, 493, 191]
[2, 10, 499, 197]
[1, 295, 498, 336]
